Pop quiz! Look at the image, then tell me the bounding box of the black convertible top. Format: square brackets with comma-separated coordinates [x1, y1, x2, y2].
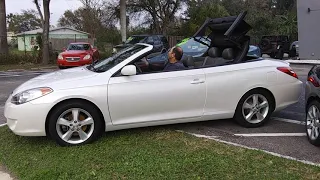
[192, 11, 253, 63]
[192, 11, 252, 48]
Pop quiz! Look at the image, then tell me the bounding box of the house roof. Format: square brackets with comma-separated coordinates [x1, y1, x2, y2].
[16, 27, 90, 36]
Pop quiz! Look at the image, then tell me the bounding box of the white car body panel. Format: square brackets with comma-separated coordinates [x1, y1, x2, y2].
[4, 43, 303, 137]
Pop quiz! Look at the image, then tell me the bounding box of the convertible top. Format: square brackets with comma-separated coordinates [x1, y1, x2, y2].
[192, 11, 252, 63]
[192, 11, 252, 48]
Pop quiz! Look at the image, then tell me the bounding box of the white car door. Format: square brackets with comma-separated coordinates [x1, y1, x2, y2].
[108, 69, 206, 125]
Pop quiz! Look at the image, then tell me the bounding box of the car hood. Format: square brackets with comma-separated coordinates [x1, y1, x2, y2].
[61, 50, 89, 56]
[114, 44, 132, 49]
[13, 66, 97, 94]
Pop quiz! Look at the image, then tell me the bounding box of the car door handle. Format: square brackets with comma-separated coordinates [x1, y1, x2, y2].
[190, 79, 205, 84]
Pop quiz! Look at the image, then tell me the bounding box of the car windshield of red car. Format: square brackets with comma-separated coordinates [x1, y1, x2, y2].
[68, 44, 90, 51]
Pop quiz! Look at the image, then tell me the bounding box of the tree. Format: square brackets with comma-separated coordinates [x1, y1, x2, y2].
[127, 0, 183, 34]
[180, 1, 229, 36]
[0, 0, 8, 54]
[120, 0, 126, 42]
[34, 0, 51, 65]
[7, 10, 42, 33]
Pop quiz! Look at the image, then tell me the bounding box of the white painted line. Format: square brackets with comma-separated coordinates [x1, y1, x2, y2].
[272, 117, 305, 125]
[234, 133, 306, 137]
[0, 123, 7, 127]
[177, 130, 320, 167]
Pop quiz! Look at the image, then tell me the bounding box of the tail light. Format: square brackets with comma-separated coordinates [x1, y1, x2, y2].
[277, 67, 298, 79]
[308, 76, 320, 87]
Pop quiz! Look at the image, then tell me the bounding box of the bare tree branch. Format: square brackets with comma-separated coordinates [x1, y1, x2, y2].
[33, 0, 44, 25]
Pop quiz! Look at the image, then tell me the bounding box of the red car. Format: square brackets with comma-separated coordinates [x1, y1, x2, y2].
[57, 42, 100, 69]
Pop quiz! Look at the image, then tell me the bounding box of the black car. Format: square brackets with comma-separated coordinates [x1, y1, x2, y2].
[113, 35, 169, 54]
[259, 35, 290, 60]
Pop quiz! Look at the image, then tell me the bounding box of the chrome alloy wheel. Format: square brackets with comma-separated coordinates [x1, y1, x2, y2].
[307, 105, 320, 140]
[56, 108, 94, 144]
[242, 94, 269, 124]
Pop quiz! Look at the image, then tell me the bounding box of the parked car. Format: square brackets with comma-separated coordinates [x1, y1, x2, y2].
[57, 42, 100, 69]
[113, 34, 169, 54]
[289, 41, 299, 58]
[259, 35, 290, 60]
[145, 37, 262, 72]
[305, 65, 320, 146]
[4, 12, 302, 146]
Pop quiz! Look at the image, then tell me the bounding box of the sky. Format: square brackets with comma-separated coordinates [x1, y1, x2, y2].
[6, 0, 83, 26]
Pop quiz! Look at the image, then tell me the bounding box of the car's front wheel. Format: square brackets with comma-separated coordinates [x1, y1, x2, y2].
[306, 100, 320, 146]
[234, 90, 274, 128]
[48, 101, 104, 146]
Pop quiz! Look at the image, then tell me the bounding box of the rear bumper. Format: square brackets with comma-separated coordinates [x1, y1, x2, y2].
[57, 59, 92, 67]
[269, 80, 303, 112]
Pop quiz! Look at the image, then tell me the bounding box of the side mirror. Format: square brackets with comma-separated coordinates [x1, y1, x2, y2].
[121, 65, 137, 76]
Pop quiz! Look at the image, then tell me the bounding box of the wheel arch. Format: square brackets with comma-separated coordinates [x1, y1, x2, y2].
[239, 87, 276, 112]
[45, 98, 106, 137]
[306, 95, 320, 111]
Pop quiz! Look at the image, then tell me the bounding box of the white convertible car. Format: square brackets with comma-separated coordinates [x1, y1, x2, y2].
[4, 12, 302, 146]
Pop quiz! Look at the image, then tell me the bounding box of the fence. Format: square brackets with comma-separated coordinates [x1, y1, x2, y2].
[167, 36, 185, 48]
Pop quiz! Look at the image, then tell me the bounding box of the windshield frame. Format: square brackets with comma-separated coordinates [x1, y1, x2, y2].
[87, 43, 152, 73]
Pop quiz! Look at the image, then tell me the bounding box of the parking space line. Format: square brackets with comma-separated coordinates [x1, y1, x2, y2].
[234, 133, 306, 137]
[272, 117, 305, 125]
[178, 130, 320, 167]
[0, 123, 7, 127]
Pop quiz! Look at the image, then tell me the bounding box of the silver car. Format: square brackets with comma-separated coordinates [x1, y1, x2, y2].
[305, 65, 320, 146]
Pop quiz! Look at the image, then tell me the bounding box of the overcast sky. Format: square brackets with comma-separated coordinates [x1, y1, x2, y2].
[6, 0, 83, 26]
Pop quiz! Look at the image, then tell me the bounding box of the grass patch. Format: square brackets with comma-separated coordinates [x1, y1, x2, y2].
[0, 126, 319, 180]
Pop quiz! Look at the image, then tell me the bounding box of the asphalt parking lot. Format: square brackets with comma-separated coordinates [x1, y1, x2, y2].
[0, 64, 319, 165]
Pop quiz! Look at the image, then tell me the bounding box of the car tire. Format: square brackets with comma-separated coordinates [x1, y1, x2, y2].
[269, 53, 276, 59]
[276, 49, 284, 60]
[306, 100, 320, 146]
[48, 100, 104, 146]
[58, 66, 65, 69]
[234, 89, 274, 128]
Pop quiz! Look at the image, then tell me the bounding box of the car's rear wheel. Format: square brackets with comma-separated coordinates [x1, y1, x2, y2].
[58, 66, 65, 69]
[48, 101, 104, 146]
[306, 100, 320, 146]
[234, 90, 273, 128]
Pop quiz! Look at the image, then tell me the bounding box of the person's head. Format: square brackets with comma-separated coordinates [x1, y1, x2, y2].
[168, 46, 183, 63]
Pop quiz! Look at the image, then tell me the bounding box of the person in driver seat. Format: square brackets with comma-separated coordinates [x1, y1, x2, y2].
[163, 46, 186, 71]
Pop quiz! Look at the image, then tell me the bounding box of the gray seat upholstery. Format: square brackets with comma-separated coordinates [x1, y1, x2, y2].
[182, 55, 195, 68]
[203, 47, 234, 67]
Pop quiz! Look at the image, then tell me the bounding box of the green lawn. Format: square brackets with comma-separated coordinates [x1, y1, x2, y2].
[0, 126, 319, 180]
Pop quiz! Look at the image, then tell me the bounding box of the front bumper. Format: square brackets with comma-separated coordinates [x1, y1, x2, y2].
[57, 59, 92, 67]
[4, 97, 51, 136]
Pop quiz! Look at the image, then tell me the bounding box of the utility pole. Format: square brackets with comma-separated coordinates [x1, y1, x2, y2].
[120, 0, 127, 43]
[0, 0, 8, 54]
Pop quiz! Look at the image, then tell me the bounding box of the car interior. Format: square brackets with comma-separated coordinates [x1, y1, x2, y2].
[124, 11, 260, 75]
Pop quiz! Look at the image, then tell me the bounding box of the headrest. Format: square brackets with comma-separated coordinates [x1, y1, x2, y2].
[208, 47, 221, 58]
[222, 48, 235, 60]
[181, 55, 195, 67]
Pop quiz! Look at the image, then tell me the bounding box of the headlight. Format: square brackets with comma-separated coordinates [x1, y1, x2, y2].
[83, 54, 91, 60]
[11, 87, 53, 105]
[58, 54, 63, 60]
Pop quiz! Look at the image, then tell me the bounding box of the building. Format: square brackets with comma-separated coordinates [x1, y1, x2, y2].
[297, 0, 320, 59]
[7, 32, 15, 44]
[16, 27, 90, 51]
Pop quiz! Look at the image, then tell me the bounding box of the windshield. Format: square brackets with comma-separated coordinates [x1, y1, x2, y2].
[89, 44, 147, 73]
[67, 44, 90, 51]
[125, 36, 147, 44]
[177, 38, 210, 53]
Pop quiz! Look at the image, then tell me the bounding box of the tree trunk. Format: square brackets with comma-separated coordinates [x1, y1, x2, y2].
[120, 0, 127, 43]
[42, 0, 50, 65]
[0, 0, 8, 54]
